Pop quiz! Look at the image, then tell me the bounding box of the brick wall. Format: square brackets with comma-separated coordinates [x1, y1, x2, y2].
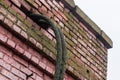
[0, 0, 112, 80]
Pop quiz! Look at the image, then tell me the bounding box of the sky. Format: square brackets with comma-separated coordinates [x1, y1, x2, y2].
[74, 0, 120, 80]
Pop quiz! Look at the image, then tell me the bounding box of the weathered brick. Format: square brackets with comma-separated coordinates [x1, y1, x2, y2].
[20, 30, 28, 39]
[0, 51, 4, 58]
[24, 51, 32, 59]
[7, 13, 17, 23]
[1, 69, 19, 80]
[0, 6, 8, 15]
[7, 39, 16, 48]
[8, 7, 17, 16]
[29, 37, 37, 45]
[3, 55, 21, 69]
[36, 75, 43, 80]
[4, 18, 13, 27]
[35, 0, 42, 7]
[11, 67, 26, 79]
[20, 65, 32, 75]
[15, 44, 24, 54]
[43, 75, 52, 80]
[13, 55, 28, 67]
[0, 0, 112, 80]
[20, 0, 31, 10]
[0, 33, 8, 42]
[39, 5, 47, 14]
[0, 13, 4, 20]
[17, 20, 28, 31]
[0, 74, 9, 80]
[39, 61, 46, 69]
[47, 0, 55, 9]
[36, 42, 43, 50]
[46, 66, 54, 74]
[31, 56, 39, 64]
[13, 24, 21, 33]
[10, 0, 21, 7]
[11, 5, 26, 20]
[58, 10, 68, 21]
[0, 59, 11, 70]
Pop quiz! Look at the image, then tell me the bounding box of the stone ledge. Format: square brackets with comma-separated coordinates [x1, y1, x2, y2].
[64, 0, 113, 49]
[75, 6, 101, 35]
[101, 30, 113, 48]
[75, 6, 113, 49]
[64, 0, 75, 8]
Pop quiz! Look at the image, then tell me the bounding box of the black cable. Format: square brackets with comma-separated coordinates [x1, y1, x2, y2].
[30, 13, 67, 80]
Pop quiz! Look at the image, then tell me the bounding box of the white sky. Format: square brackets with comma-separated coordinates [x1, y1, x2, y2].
[74, 0, 120, 80]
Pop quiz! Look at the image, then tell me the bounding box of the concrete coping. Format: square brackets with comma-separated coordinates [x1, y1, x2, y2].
[63, 0, 113, 49]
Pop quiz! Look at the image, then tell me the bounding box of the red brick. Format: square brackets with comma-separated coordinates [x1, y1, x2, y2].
[20, 30, 28, 39]
[4, 18, 13, 27]
[79, 22, 89, 32]
[3, 55, 20, 69]
[6, 32, 12, 39]
[48, 28, 55, 37]
[0, 14, 4, 21]
[78, 39, 87, 47]
[0, 51, 4, 58]
[0, 33, 8, 42]
[54, 16, 59, 23]
[20, 0, 31, 10]
[29, 37, 37, 45]
[0, 26, 8, 35]
[39, 61, 46, 69]
[28, 48, 34, 55]
[47, 0, 55, 9]
[55, 12, 62, 21]
[27, 77, 34, 80]
[0, 59, 11, 70]
[46, 66, 54, 74]
[29, 65, 43, 77]
[3, 0, 11, 7]
[41, 29, 53, 40]
[17, 20, 25, 30]
[35, 0, 42, 7]
[13, 24, 21, 33]
[36, 42, 43, 50]
[10, 0, 21, 7]
[11, 67, 26, 79]
[20, 65, 32, 75]
[58, 10, 68, 21]
[43, 75, 52, 80]
[1, 69, 19, 80]
[0, 74, 9, 80]
[53, 1, 63, 11]
[11, 5, 26, 19]
[46, 11, 53, 18]
[81, 56, 88, 64]
[36, 75, 43, 80]
[40, 0, 51, 10]
[31, 56, 39, 64]
[59, 21, 64, 27]
[39, 5, 47, 14]
[7, 13, 17, 23]
[7, 39, 16, 48]
[15, 44, 24, 53]
[59, 1, 64, 8]
[24, 51, 32, 59]
[0, 45, 12, 57]
[13, 55, 28, 67]
[0, 7, 8, 15]
[68, 66, 74, 72]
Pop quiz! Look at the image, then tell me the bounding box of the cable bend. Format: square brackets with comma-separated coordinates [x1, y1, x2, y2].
[30, 13, 67, 80]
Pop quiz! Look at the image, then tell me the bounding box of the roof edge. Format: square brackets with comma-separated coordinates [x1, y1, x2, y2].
[61, 0, 113, 49]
